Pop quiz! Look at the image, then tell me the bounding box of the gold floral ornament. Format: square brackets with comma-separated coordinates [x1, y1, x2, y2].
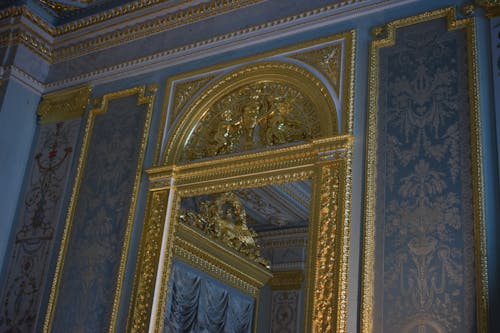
[181, 82, 320, 161]
[179, 192, 270, 267]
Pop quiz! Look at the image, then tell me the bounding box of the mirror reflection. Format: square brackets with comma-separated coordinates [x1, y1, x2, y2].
[164, 180, 311, 333]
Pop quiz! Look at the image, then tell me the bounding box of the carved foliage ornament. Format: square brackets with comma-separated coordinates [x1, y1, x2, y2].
[179, 192, 269, 267]
[181, 82, 321, 161]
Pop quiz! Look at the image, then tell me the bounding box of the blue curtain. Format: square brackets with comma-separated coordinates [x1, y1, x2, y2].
[164, 261, 254, 333]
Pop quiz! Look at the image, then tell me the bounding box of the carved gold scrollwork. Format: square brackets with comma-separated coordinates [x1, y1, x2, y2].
[311, 163, 343, 333]
[127, 190, 169, 333]
[179, 192, 269, 267]
[182, 81, 321, 161]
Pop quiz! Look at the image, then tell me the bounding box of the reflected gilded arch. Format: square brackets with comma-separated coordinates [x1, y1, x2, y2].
[162, 61, 339, 165]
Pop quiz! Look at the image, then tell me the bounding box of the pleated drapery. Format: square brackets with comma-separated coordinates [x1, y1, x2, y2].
[164, 261, 254, 333]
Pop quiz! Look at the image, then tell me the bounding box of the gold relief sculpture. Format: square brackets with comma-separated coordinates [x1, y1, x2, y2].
[362, 7, 488, 333]
[37, 85, 91, 124]
[182, 81, 321, 161]
[179, 192, 269, 267]
[309, 162, 346, 333]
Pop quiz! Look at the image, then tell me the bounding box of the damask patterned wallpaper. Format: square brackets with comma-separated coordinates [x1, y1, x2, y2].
[375, 19, 476, 332]
[0, 120, 80, 332]
[51, 95, 149, 332]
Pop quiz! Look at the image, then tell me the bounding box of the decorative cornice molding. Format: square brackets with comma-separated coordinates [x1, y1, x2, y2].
[0, 0, 394, 65]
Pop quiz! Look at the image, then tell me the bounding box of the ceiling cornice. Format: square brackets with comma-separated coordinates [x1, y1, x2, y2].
[0, 0, 413, 94]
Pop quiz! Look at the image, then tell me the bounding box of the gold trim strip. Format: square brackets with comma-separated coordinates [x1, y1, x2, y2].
[42, 84, 157, 333]
[361, 7, 489, 333]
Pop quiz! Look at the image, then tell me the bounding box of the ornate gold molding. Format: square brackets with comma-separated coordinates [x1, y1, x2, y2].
[37, 85, 90, 124]
[127, 190, 170, 333]
[128, 132, 353, 332]
[162, 61, 338, 165]
[362, 7, 489, 333]
[476, 0, 500, 17]
[43, 84, 157, 333]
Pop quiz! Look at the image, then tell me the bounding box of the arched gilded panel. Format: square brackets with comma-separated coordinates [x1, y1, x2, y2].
[162, 61, 338, 165]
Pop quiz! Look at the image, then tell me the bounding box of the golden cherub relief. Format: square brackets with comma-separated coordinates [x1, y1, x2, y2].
[181, 82, 320, 161]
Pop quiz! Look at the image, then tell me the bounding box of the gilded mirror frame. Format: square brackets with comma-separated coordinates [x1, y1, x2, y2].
[134, 135, 352, 333]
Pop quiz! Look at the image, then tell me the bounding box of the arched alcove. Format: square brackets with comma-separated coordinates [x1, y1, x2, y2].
[162, 61, 339, 165]
[129, 58, 353, 333]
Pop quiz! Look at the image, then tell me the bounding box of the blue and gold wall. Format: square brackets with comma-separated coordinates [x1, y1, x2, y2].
[0, 0, 498, 332]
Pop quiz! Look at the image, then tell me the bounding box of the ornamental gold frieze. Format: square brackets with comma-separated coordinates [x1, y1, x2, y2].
[148, 136, 352, 189]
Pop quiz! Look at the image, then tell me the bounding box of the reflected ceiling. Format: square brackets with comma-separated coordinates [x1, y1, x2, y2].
[181, 180, 311, 233]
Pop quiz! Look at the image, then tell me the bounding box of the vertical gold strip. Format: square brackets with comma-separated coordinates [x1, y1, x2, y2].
[308, 158, 348, 333]
[361, 7, 489, 333]
[127, 188, 171, 333]
[463, 15, 490, 333]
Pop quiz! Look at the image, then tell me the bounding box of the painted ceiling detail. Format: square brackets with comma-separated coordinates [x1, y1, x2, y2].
[181, 181, 311, 233]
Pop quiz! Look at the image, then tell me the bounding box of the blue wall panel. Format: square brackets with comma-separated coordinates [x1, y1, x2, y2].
[51, 94, 149, 332]
[375, 18, 477, 332]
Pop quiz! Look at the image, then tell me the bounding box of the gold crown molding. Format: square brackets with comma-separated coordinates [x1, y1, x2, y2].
[269, 270, 304, 290]
[361, 7, 489, 333]
[0, 0, 264, 63]
[37, 85, 90, 124]
[0, 1, 360, 72]
[43, 84, 157, 333]
[175, 224, 273, 295]
[0, 29, 52, 62]
[50, 0, 265, 62]
[39, 0, 80, 14]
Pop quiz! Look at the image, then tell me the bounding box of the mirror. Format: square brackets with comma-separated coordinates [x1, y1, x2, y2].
[163, 180, 311, 332]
